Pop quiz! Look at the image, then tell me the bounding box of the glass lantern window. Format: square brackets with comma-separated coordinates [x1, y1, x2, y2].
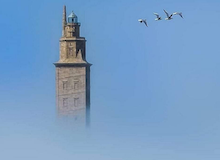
[68, 17, 78, 23]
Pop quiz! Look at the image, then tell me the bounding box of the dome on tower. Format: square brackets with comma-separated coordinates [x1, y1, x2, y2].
[68, 11, 78, 23]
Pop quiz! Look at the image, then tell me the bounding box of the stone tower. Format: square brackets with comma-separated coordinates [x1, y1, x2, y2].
[54, 6, 91, 125]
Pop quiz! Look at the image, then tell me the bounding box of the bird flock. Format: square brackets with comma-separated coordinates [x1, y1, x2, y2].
[138, 9, 183, 27]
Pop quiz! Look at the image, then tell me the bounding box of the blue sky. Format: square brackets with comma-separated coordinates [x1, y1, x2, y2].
[0, 0, 220, 159]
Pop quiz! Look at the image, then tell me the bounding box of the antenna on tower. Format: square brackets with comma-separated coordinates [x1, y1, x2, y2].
[62, 5, 67, 37]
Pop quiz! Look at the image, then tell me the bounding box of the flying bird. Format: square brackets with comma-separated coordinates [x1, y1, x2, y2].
[138, 19, 148, 27]
[154, 13, 162, 21]
[163, 9, 173, 20]
[173, 12, 183, 18]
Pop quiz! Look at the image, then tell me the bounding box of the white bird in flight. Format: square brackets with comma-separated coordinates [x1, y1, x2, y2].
[163, 9, 173, 20]
[173, 12, 183, 18]
[154, 13, 162, 21]
[138, 19, 148, 27]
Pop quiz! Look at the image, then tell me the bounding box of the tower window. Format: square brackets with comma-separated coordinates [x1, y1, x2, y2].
[63, 81, 68, 90]
[72, 26, 75, 32]
[74, 98, 79, 107]
[63, 98, 68, 107]
[69, 48, 73, 56]
[74, 81, 79, 90]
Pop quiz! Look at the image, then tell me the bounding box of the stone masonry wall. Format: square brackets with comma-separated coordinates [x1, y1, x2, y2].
[56, 66, 86, 114]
